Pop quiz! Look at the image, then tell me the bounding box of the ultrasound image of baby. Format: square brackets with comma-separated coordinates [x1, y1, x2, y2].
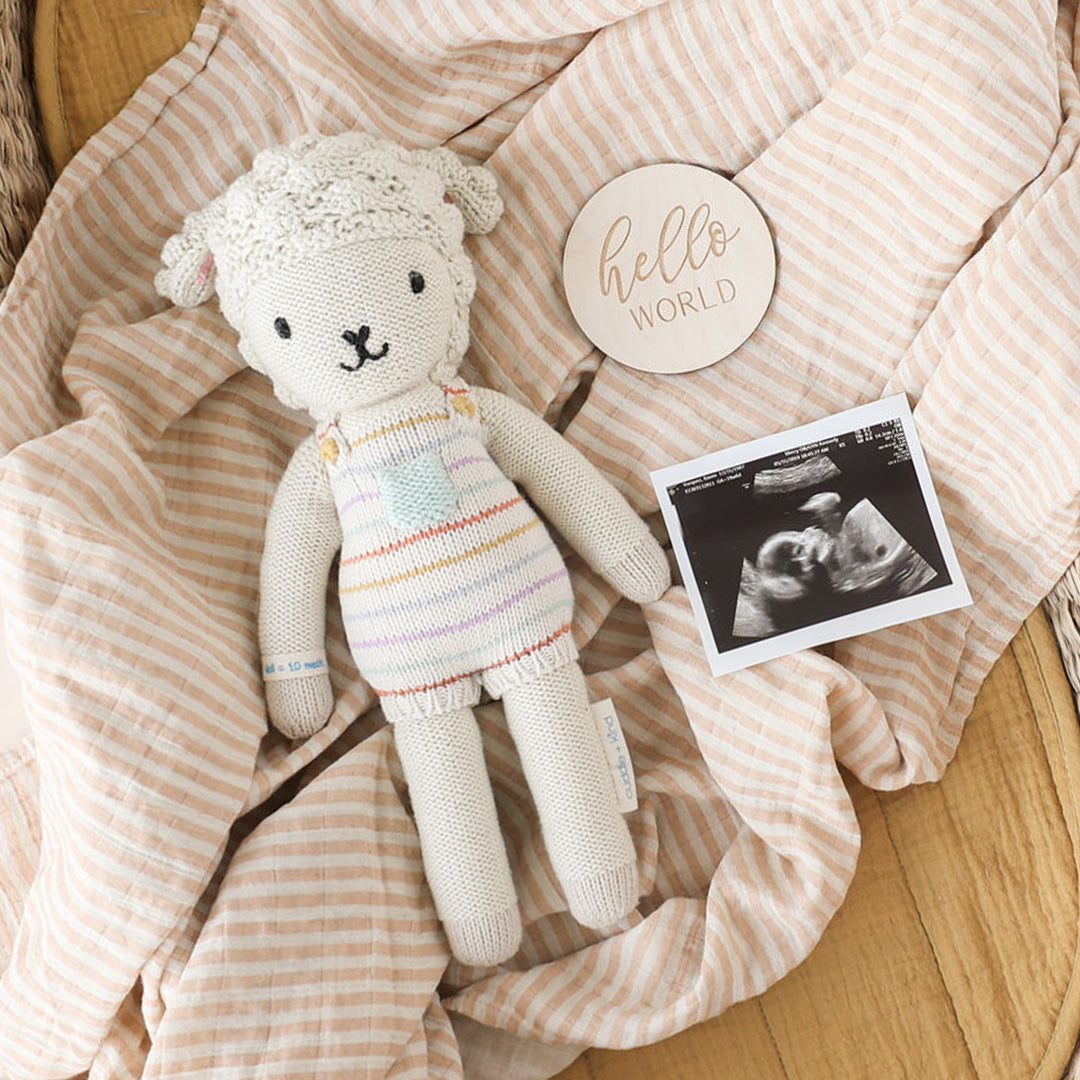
[653, 395, 969, 676]
[734, 487, 937, 639]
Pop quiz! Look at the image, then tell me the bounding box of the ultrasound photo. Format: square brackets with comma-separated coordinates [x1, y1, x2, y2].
[652, 396, 971, 677]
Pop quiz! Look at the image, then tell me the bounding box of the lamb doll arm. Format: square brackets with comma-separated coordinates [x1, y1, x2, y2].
[472, 387, 670, 603]
[259, 435, 343, 739]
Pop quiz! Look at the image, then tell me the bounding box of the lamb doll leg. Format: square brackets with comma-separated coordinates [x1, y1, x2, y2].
[499, 663, 640, 929]
[392, 705, 522, 967]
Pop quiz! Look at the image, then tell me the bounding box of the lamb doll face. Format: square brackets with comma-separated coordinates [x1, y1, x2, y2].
[239, 237, 457, 418]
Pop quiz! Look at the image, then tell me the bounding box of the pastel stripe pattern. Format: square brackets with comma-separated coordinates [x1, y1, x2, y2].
[339, 494, 527, 566]
[0, 0, 1078, 1075]
[347, 568, 569, 650]
[325, 382, 576, 716]
[342, 542, 558, 622]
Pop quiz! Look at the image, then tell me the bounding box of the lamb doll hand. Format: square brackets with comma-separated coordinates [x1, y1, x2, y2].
[265, 673, 334, 740]
[470, 387, 671, 607]
[604, 529, 671, 605]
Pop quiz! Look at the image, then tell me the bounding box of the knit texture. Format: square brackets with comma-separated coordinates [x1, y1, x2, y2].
[239, 237, 466, 416]
[256, 373, 659, 959]
[501, 664, 640, 929]
[320, 380, 578, 722]
[392, 706, 522, 967]
[258, 435, 343, 738]
[155, 131, 503, 384]
[156, 131, 669, 965]
[474, 387, 668, 604]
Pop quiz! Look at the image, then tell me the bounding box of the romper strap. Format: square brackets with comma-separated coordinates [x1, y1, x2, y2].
[442, 380, 480, 423]
[315, 420, 347, 468]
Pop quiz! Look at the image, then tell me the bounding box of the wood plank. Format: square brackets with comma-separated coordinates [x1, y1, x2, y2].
[878, 624, 1078, 1080]
[558, 612, 1080, 1079]
[582, 998, 787, 1080]
[759, 779, 977, 1080]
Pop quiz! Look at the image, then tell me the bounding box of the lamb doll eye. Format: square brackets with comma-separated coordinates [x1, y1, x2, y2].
[409, 271, 425, 294]
[273, 317, 292, 339]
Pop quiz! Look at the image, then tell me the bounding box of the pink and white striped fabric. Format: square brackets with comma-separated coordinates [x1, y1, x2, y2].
[0, 0, 1078, 1075]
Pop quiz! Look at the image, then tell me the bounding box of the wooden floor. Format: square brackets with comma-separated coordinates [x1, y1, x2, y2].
[556, 611, 1080, 1080]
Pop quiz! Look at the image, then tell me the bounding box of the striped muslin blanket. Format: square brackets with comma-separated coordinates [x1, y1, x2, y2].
[1, 0, 1079, 1076]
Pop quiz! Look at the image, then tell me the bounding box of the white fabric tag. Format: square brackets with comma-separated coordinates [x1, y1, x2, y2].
[262, 650, 328, 682]
[590, 697, 638, 813]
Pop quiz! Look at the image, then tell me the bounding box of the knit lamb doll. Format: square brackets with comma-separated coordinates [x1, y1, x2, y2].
[155, 132, 670, 967]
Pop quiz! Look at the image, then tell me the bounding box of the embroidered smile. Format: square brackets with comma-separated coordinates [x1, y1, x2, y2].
[340, 326, 390, 371]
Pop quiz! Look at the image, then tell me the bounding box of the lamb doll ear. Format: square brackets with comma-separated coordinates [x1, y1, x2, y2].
[410, 146, 504, 234]
[154, 200, 224, 308]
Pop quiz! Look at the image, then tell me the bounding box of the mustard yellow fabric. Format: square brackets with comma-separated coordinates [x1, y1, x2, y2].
[31, 3, 1080, 1076]
[33, 0, 204, 171]
[565, 610, 1080, 1080]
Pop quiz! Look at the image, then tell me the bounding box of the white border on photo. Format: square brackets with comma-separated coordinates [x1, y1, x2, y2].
[650, 393, 972, 678]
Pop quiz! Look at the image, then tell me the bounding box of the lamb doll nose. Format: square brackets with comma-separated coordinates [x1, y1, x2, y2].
[341, 325, 371, 350]
[342, 326, 390, 357]
[340, 325, 390, 370]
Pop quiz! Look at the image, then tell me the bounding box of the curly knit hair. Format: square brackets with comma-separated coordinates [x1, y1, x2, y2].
[155, 131, 503, 377]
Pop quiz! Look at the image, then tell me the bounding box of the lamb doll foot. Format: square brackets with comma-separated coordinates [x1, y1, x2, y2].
[563, 861, 640, 929]
[444, 904, 523, 967]
[392, 706, 522, 967]
[500, 664, 642, 931]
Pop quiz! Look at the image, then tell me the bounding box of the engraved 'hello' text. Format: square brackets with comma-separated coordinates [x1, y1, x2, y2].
[598, 203, 740, 304]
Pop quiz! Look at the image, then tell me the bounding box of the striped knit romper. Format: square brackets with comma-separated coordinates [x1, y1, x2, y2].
[318, 379, 578, 722]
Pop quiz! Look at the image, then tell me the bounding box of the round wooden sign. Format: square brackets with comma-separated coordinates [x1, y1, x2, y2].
[562, 163, 776, 375]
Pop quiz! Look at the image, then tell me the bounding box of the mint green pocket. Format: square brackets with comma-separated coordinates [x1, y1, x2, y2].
[377, 452, 459, 530]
